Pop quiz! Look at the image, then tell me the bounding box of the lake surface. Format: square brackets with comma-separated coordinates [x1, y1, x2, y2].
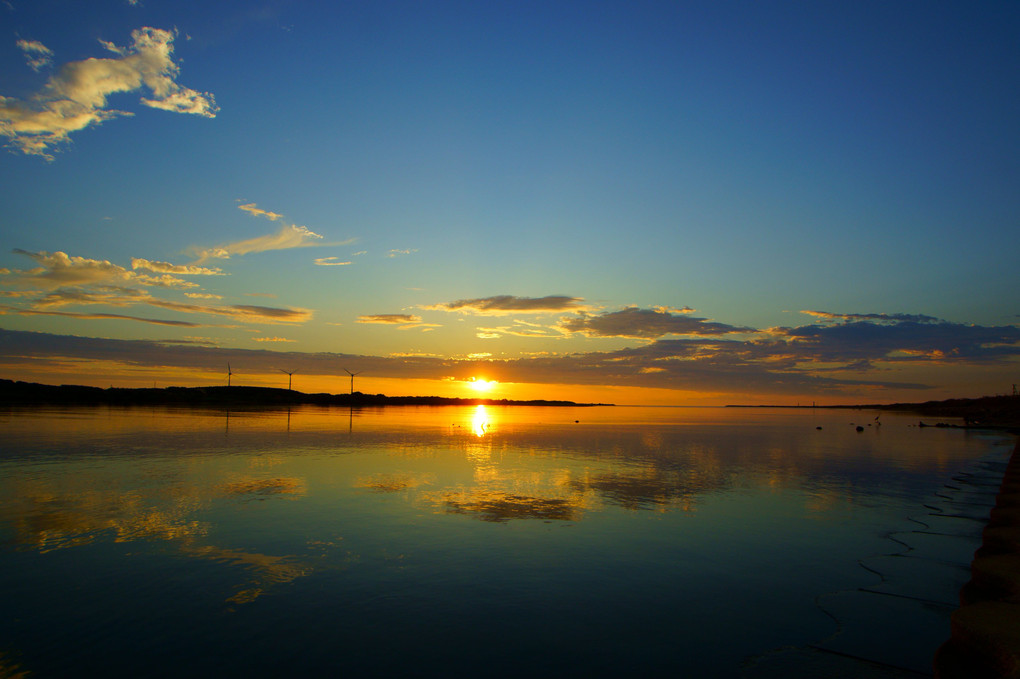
[0, 405, 1013, 678]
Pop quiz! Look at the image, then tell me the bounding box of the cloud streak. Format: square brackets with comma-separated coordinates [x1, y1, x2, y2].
[1, 27, 217, 159]
[191, 224, 325, 262]
[237, 203, 283, 221]
[425, 295, 590, 316]
[0, 305, 200, 327]
[357, 313, 440, 331]
[560, 306, 754, 339]
[131, 259, 225, 276]
[148, 300, 313, 324]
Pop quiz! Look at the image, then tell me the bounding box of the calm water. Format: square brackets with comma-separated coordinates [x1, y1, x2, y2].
[0, 405, 1012, 678]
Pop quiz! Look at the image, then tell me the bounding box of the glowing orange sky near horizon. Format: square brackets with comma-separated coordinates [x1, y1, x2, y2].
[4, 358, 998, 407]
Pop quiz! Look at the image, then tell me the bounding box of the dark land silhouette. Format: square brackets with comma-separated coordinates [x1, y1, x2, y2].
[727, 394, 1020, 431]
[0, 379, 609, 408]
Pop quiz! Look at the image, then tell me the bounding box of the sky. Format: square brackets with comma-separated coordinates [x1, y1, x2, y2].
[1, 0, 1018, 405]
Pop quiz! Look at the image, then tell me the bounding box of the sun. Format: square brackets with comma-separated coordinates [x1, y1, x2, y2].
[467, 377, 496, 393]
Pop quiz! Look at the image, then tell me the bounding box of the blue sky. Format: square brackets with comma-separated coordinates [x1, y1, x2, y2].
[1, 1, 1018, 404]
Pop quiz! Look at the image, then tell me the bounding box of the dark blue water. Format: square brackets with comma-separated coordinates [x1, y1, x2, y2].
[0, 405, 1011, 677]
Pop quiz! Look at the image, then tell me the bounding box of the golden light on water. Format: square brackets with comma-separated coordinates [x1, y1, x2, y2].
[471, 404, 490, 437]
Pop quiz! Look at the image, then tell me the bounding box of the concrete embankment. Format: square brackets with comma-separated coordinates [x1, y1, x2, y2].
[935, 439, 1020, 678]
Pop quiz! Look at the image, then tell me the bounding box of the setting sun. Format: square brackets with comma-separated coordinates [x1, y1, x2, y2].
[467, 377, 496, 393]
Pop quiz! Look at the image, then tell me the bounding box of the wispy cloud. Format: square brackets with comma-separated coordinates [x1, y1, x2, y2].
[560, 306, 754, 339]
[237, 203, 283, 221]
[148, 300, 313, 324]
[475, 319, 566, 339]
[387, 248, 417, 258]
[1, 27, 217, 159]
[425, 295, 590, 316]
[358, 314, 422, 324]
[799, 310, 942, 325]
[191, 225, 325, 262]
[32, 287, 152, 308]
[1, 304, 200, 327]
[131, 258, 225, 276]
[253, 336, 295, 343]
[314, 257, 352, 266]
[188, 202, 355, 263]
[16, 39, 53, 71]
[357, 313, 441, 331]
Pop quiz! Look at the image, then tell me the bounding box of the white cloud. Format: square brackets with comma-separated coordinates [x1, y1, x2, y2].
[1, 27, 217, 159]
[387, 249, 417, 258]
[16, 39, 53, 71]
[314, 257, 352, 266]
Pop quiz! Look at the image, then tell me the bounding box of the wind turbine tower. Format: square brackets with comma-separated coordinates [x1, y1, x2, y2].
[227, 363, 233, 387]
[278, 368, 296, 391]
[344, 369, 362, 395]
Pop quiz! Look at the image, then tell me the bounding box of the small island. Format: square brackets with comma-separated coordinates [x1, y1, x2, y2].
[0, 379, 611, 408]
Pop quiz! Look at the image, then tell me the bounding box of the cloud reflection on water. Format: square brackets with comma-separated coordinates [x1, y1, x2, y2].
[4, 468, 323, 606]
[0, 404, 1003, 622]
[435, 489, 581, 523]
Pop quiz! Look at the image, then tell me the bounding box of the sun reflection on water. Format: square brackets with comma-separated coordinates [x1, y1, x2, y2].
[471, 404, 490, 437]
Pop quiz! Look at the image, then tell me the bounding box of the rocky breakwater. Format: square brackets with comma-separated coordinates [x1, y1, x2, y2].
[935, 440, 1020, 678]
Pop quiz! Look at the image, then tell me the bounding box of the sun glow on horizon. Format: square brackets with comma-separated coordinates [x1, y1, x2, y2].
[467, 377, 497, 393]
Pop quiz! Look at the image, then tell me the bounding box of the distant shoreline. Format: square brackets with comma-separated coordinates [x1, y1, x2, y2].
[726, 395, 1020, 431]
[0, 379, 611, 408]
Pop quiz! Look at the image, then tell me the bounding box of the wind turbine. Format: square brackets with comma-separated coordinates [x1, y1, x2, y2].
[227, 362, 233, 387]
[278, 368, 296, 391]
[344, 368, 362, 395]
